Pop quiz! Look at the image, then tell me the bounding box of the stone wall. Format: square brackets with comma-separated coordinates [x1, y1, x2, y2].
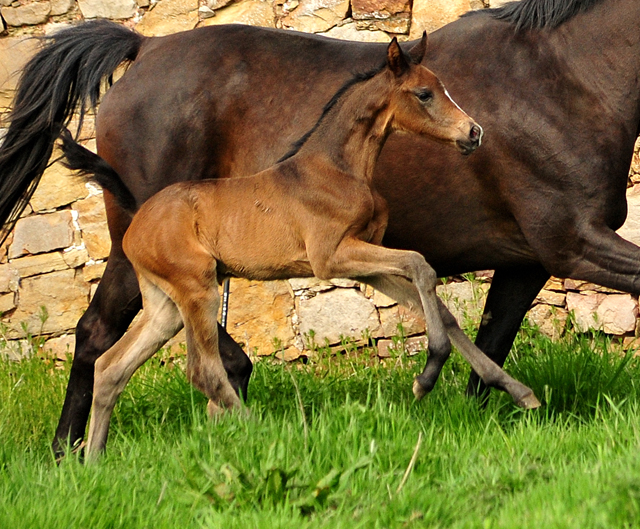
[1, 0, 640, 362]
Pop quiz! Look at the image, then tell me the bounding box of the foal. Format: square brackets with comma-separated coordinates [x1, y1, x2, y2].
[63, 35, 539, 457]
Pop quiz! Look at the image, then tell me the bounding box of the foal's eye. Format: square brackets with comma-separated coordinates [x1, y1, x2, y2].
[415, 90, 433, 103]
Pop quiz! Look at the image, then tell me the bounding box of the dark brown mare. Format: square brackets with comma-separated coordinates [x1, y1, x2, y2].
[0, 0, 639, 456]
[60, 37, 538, 456]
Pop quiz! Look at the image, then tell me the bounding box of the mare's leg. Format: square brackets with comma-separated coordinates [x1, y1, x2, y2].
[86, 276, 183, 458]
[466, 265, 550, 402]
[359, 273, 538, 407]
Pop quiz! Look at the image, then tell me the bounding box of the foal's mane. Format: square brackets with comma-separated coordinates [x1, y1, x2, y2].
[466, 0, 604, 31]
[278, 62, 386, 163]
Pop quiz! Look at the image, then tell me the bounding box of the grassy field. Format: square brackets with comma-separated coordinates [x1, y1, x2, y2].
[3, 324, 640, 528]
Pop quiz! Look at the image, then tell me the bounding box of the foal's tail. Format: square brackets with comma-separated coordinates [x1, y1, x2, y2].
[60, 130, 137, 213]
[0, 20, 144, 243]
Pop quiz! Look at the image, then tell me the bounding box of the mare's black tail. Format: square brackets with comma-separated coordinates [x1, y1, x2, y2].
[0, 20, 144, 243]
[60, 130, 137, 213]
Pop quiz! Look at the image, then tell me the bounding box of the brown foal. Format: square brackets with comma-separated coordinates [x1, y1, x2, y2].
[63, 35, 539, 458]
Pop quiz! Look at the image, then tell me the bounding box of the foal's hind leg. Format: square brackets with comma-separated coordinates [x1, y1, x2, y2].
[86, 276, 183, 459]
[177, 276, 243, 415]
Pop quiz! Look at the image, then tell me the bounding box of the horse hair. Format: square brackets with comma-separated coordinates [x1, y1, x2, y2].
[466, 0, 604, 31]
[0, 20, 143, 245]
[278, 63, 386, 163]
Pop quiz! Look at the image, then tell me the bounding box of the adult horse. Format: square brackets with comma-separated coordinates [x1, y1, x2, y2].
[0, 0, 638, 456]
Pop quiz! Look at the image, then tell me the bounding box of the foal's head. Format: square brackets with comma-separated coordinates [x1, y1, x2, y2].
[385, 34, 483, 155]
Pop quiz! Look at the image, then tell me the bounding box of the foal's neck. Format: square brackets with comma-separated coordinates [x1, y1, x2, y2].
[296, 71, 396, 183]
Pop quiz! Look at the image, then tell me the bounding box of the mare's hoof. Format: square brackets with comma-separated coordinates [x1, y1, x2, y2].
[412, 379, 427, 401]
[515, 391, 541, 410]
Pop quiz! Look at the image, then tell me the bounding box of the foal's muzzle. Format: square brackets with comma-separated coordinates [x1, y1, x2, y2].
[456, 123, 483, 155]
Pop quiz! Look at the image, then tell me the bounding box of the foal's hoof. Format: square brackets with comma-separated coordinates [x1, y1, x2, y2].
[412, 379, 427, 401]
[515, 391, 541, 410]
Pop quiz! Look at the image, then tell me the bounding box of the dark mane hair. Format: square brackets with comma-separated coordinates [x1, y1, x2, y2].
[466, 0, 604, 31]
[277, 63, 385, 163]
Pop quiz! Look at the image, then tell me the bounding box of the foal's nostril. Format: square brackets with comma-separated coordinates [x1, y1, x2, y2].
[469, 124, 482, 142]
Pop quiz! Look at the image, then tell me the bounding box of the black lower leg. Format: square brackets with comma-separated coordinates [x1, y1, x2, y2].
[466, 264, 549, 402]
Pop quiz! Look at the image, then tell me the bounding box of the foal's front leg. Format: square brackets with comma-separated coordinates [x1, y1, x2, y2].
[313, 238, 539, 408]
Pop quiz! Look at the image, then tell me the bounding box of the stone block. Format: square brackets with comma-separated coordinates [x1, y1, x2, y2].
[72, 195, 111, 260]
[0, 264, 19, 293]
[30, 160, 89, 212]
[618, 184, 640, 248]
[4, 269, 89, 339]
[352, 0, 411, 33]
[10, 251, 68, 278]
[409, 0, 471, 39]
[377, 304, 425, 338]
[0, 37, 40, 109]
[82, 260, 107, 282]
[62, 246, 90, 268]
[527, 304, 568, 341]
[77, 0, 137, 19]
[51, 0, 73, 15]
[201, 0, 275, 28]
[136, 0, 199, 36]
[566, 291, 605, 333]
[298, 287, 380, 346]
[43, 334, 75, 360]
[436, 280, 488, 325]
[535, 289, 566, 307]
[227, 278, 295, 356]
[281, 0, 349, 33]
[0, 292, 16, 314]
[319, 22, 390, 42]
[1, 2, 51, 27]
[9, 210, 75, 259]
[596, 294, 638, 335]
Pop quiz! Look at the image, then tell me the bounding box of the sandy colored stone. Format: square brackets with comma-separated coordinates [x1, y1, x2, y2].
[298, 287, 380, 346]
[543, 277, 565, 291]
[527, 304, 568, 341]
[352, 0, 410, 33]
[377, 304, 425, 338]
[10, 251, 68, 278]
[535, 289, 566, 307]
[201, 0, 275, 28]
[1, 2, 51, 26]
[0, 37, 40, 109]
[281, 0, 349, 33]
[43, 334, 75, 360]
[436, 280, 489, 326]
[566, 291, 605, 333]
[30, 161, 89, 212]
[82, 260, 107, 282]
[319, 21, 390, 42]
[72, 195, 111, 260]
[137, 0, 199, 36]
[77, 0, 137, 19]
[0, 292, 16, 314]
[51, 0, 73, 15]
[226, 278, 295, 356]
[596, 294, 638, 335]
[0, 264, 19, 293]
[410, 0, 471, 39]
[372, 288, 397, 308]
[377, 335, 427, 357]
[62, 246, 90, 268]
[5, 269, 89, 339]
[618, 184, 640, 248]
[9, 210, 75, 259]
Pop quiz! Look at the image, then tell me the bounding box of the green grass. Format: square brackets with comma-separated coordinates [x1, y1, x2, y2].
[3, 325, 640, 528]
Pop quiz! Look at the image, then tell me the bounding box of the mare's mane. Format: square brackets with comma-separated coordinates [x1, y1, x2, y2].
[466, 0, 604, 31]
[278, 62, 386, 163]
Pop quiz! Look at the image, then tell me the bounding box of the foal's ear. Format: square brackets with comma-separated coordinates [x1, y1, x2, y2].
[387, 37, 409, 77]
[407, 31, 428, 64]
